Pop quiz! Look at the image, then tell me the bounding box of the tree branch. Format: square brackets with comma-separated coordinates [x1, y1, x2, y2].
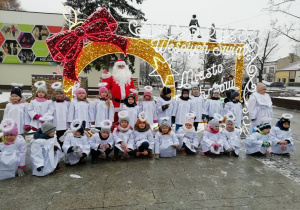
[273, 28, 300, 42]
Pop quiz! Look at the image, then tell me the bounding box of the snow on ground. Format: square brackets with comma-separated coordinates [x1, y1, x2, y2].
[273, 96, 300, 101]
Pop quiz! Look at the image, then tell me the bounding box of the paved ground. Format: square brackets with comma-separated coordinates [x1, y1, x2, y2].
[1, 107, 300, 210]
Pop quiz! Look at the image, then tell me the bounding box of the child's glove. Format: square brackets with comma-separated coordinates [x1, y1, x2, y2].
[24, 125, 31, 130]
[262, 142, 270, 147]
[33, 114, 42, 120]
[153, 120, 157, 123]
[17, 168, 25, 177]
[281, 145, 287, 151]
[37, 166, 43, 172]
[54, 145, 59, 152]
[155, 154, 160, 159]
[162, 104, 169, 111]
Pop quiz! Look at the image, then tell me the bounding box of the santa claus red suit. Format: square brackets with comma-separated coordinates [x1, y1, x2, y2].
[102, 60, 136, 122]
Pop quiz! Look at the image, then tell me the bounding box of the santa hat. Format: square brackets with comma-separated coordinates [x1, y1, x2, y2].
[114, 60, 126, 67]
[185, 113, 195, 125]
[75, 88, 87, 97]
[256, 83, 266, 93]
[11, 83, 23, 98]
[98, 82, 108, 95]
[118, 110, 129, 123]
[100, 120, 112, 133]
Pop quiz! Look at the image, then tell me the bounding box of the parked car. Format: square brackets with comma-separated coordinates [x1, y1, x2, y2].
[270, 82, 284, 87]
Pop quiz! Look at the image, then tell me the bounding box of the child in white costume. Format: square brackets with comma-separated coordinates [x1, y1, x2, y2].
[122, 92, 139, 128]
[4, 84, 31, 135]
[245, 118, 273, 155]
[128, 112, 154, 158]
[92, 83, 114, 128]
[62, 120, 90, 165]
[248, 83, 273, 133]
[89, 120, 114, 163]
[30, 122, 63, 176]
[190, 82, 207, 131]
[200, 116, 225, 155]
[224, 91, 243, 127]
[112, 111, 134, 160]
[139, 86, 157, 126]
[172, 84, 195, 131]
[27, 82, 54, 131]
[177, 113, 199, 155]
[270, 114, 295, 155]
[156, 86, 175, 125]
[51, 85, 70, 146]
[154, 117, 179, 159]
[68, 88, 94, 129]
[205, 89, 223, 121]
[221, 114, 241, 157]
[0, 120, 26, 180]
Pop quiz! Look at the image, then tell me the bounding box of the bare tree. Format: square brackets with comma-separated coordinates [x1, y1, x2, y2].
[265, 0, 300, 42]
[139, 60, 159, 86]
[0, 0, 21, 10]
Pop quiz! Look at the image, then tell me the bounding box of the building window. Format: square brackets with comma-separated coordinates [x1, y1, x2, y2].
[290, 79, 295, 82]
[269, 67, 274, 73]
[263, 68, 267, 74]
[282, 78, 286, 83]
[278, 78, 280, 82]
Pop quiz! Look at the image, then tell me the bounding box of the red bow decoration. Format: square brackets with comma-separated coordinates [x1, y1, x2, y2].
[46, 8, 129, 82]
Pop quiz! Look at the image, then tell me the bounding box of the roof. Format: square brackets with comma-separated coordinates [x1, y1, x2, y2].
[276, 61, 300, 71]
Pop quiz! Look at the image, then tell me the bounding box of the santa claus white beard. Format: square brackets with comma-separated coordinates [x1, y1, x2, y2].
[112, 66, 132, 86]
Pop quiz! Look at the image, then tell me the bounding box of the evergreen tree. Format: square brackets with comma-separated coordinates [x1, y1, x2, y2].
[64, 0, 146, 73]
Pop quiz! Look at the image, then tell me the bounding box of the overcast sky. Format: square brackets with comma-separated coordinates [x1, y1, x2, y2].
[19, 0, 300, 60]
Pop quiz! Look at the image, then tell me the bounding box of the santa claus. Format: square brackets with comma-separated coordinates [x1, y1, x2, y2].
[102, 60, 136, 123]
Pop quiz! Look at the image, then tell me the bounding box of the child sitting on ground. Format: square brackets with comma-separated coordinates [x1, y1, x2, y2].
[89, 120, 114, 163]
[62, 120, 90, 165]
[0, 119, 26, 180]
[177, 113, 199, 155]
[270, 113, 295, 156]
[200, 115, 225, 155]
[128, 112, 154, 158]
[154, 117, 179, 159]
[30, 122, 63, 176]
[112, 111, 133, 160]
[245, 118, 273, 155]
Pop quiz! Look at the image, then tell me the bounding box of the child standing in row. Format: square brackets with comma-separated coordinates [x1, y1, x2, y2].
[27, 82, 54, 131]
[156, 86, 174, 125]
[224, 91, 243, 127]
[154, 117, 179, 159]
[172, 84, 195, 131]
[206, 89, 223, 121]
[139, 86, 157, 126]
[4, 84, 31, 136]
[190, 82, 206, 131]
[177, 114, 199, 155]
[122, 92, 139, 128]
[0, 120, 26, 180]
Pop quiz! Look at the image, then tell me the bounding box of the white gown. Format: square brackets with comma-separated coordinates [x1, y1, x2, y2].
[270, 127, 295, 154]
[190, 95, 206, 123]
[156, 97, 175, 125]
[113, 127, 132, 152]
[245, 132, 273, 154]
[89, 133, 114, 152]
[51, 100, 70, 131]
[177, 127, 199, 153]
[67, 99, 93, 129]
[4, 102, 31, 135]
[62, 133, 91, 165]
[155, 131, 179, 157]
[128, 129, 154, 151]
[224, 102, 243, 127]
[172, 98, 195, 125]
[221, 129, 241, 155]
[0, 136, 27, 180]
[27, 99, 54, 129]
[92, 100, 115, 127]
[122, 105, 139, 128]
[205, 99, 224, 119]
[30, 137, 63, 176]
[200, 130, 225, 154]
[139, 100, 157, 126]
[248, 92, 273, 133]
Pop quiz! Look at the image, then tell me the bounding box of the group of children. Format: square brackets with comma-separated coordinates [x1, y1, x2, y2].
[0, 81, 295, 180]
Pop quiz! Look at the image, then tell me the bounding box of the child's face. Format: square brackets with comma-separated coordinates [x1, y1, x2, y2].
[55, 93, 64, 100]
[128, 97, 134, 104]
[212, 126, 219, 131]
[185, 123, 192, 129]
[220, 93, 225, 97]
[165, 93, 171, 98]
[73, 131, 82, 137]
[226, 123, 234, 130]
[37, 91, 46, 98]
[101, 131, 109, 138]
[48, 131, 55, 137]
[144, 95, 151, 101]
[183, 93, 189, 98]
[283, 122, 290, 129]
[262, 128, 270, 134]
[213, 93, 220, 98]
[234, 96, 239, 100]
[138, 122, 146, 129]
[161, 125, 169, 134]
[120, 120, 128, 128]
[11, 94, 21, 102]
[100, 92, 107, 98]
[192, 89, 199, 95]
[4, 134, 16, 143]
[77, 92, 86, 100]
